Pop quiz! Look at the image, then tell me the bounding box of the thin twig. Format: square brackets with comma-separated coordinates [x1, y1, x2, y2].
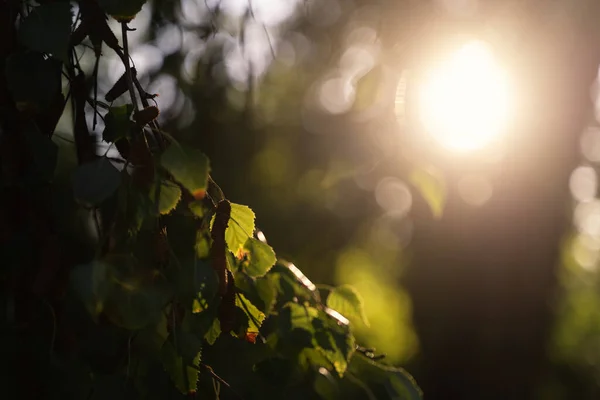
[121, 22, 139, 113]
[247, 0, 275, 60]
[212, 377, 221, 400]
[199, 364, 244, 399]
[92, 55, 100, 129]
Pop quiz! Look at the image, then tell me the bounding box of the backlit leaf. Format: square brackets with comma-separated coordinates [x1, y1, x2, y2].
[285, 302, 319, 333]
[160, 338, 200, 394]
[161, 144, 210, 199]
[226, 203, 255, 255]
[326, 285, 370, 327]
[188, 200, 205, 218]
[236, 293, 265, 334]
[195, 231, 211, 259]
[243, 238, 276, 278]
[209, 202, 256, 255]
[348, 354, 422, 400]
[192, 259, 219, 313]
[151, 180, 182, 215]
[204, 318, 221, 345]
[19, 2, 72, 62]
[255, 274, 279, 314]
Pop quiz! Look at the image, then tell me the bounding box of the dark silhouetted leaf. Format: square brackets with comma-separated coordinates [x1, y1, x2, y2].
[70, 260, 110, 319]
[24, 123, 58, 182]
[101, 254, 169, 330]
[103, 104, 134, 143]
[6, 52, 61, 112]
[72, 158, 122, 205]
[98, 0, 148, 22]
[134, 105, 159, 126]
[19, 2, 73, 62]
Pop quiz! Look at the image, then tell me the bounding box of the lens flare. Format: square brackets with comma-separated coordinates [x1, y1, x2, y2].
[417, 40, 511, 152]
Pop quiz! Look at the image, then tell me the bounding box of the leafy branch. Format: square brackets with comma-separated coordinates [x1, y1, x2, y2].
[0, 0, 423, 399]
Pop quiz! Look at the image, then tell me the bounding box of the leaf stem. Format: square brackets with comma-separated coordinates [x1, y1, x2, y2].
[315, 283, 335, 292]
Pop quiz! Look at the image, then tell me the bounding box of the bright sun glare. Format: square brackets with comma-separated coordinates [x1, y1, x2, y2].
[418, 40, 511, 152]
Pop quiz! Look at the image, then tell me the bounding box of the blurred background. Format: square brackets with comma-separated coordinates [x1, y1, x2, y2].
[57, 0, 600, 398]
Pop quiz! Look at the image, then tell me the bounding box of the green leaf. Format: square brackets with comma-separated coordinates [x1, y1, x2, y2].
[101, 254, 169, 330]
[6, 51, 62, 112]
[315, 333, 349, 376]
[72, 254, 167, 329]
[314, 368, 339, 400]
[387, 373, 423, 400]
[195, 231, 211, 259]
[226, 203, 256, 255]
[115, 176, 153, 237]
[309, 310, 356, 377]
[103, 104, 134, 143]
[160, 338, 200, 395]
[24, 123, 58, 182]
[72, 158, 122, 205]
[348, 354, 422, 399]
[161, 144, 210, 199]
[188, 200, 205, 218]
[255, 274, 279, 314]
[204, 318, 221, 345]
[285, 302, 319, 333]
[243, 238, 276, 278]
[98, 0, 147, 22]
[18, 2, 72, 62]
[298, 347, 334, 372]
[409, 167, 446, 219]
[173, 329, 204, 365]
[236, 293, 265, 334]
[151, 180, 182, 215]
[191, 259, 219, 313]
[209, 202, 256, 255]
[70, 260, 110, 319]
[326, 285, 370, 327]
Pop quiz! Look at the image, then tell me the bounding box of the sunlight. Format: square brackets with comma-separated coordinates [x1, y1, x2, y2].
[418, 40, 512, 152]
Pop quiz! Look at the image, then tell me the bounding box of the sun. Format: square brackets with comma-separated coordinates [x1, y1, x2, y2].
[417, 40, 512, 152]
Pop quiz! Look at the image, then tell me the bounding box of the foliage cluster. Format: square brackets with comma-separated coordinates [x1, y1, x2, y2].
[1, 0, 421, 398]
